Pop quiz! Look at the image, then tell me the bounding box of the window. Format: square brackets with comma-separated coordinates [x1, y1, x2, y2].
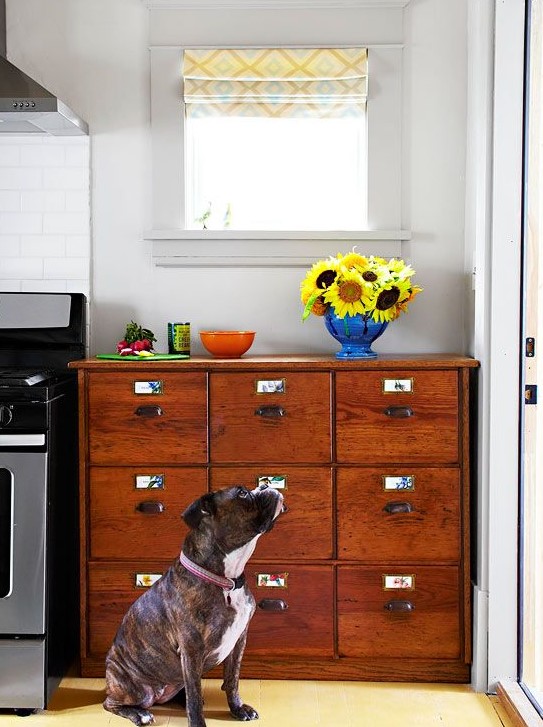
[147, 4, 406, 265]
[183, 48, 367, 231]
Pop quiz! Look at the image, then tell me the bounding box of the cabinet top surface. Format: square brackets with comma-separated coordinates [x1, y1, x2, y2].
[69, 353, 479, 371]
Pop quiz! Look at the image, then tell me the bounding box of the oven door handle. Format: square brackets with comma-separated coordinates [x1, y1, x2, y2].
[0, 434, 45, 447]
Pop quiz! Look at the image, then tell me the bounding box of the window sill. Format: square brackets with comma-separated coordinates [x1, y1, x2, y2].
[145, 229, 411, 267]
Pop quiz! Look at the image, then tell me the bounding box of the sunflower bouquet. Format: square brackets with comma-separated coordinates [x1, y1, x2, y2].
[301, 251, 422, 323]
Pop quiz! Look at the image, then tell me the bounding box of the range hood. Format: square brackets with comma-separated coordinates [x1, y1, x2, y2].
[0, 0, 88, 135]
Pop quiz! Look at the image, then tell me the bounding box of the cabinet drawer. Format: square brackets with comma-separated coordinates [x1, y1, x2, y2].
[211, 467, 333, 559]
[88, 561, 170, 657]
[246, 565, 334, 657]
[88, 372, 207, 465]
[337, 566, 461, 659]
[337, 468, 461, 562]
[210, 372, 331, 463]
[89, 467, 207, 559]
[336, 370, 459, 464]
[88, 563, 334, 660]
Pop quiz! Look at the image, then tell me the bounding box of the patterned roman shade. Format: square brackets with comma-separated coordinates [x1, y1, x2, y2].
[183, 47, 367, 118]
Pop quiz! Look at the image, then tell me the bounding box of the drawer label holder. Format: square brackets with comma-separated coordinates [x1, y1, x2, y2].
[257, 573, 288, 588]
[135, 474, 165, 489]
[134, 381, 163, 395]
[256, 475, 288, 490]
[382, 475, 415, 491]
[382, 378, 414, 394]
[256, 379, 286, 394]
[135, 573, 162, 588]
[383, 574, 415, 590]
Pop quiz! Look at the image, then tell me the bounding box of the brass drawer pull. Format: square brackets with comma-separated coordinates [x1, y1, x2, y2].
[384, 600, 415, 613]
[257, 598, 289, 611]
[383, 501, 414, 515]
[136, 500, 165, 514]
[135, 405, 163, 417]
[383, 406, 414, 418]
[255, 406, 286, 418]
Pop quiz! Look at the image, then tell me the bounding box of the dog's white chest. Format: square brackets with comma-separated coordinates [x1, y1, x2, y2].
[212, 589, 254, 665]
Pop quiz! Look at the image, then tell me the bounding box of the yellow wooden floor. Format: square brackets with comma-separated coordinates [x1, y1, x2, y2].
[0, 679, 514, 727]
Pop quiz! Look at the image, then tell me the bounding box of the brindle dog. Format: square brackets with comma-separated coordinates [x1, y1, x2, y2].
[103, 483, 284, 727]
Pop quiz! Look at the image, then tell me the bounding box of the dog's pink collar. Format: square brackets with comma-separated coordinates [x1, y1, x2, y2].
[180, 552, 246, 592]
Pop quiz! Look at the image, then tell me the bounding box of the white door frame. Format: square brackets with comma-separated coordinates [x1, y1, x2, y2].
[468, 0, 525, 692]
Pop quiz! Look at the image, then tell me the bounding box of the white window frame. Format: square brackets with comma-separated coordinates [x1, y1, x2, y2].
[145, 2, 409, 266]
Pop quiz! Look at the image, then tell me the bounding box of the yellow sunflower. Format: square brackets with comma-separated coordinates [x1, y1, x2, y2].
[371, 278, 412, 323]
[357, 258, 390, 288]
[323, 268, 373, 318]
[338, 251, 368, 269]
[395, 284, 423, 315]
[300, 258, 339, 293]
[387, 258, 415, 279]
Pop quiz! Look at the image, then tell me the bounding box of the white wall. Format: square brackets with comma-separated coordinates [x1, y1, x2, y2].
[6, 0, 468, 357]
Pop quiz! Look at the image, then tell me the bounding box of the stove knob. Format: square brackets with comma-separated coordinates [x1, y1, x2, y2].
[0, 406, 13, 427]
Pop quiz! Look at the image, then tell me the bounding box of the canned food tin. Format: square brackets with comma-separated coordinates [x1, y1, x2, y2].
[167, 322, 190, 355]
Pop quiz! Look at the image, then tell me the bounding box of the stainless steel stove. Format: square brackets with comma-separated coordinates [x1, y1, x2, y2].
[0, 293, 85, 714]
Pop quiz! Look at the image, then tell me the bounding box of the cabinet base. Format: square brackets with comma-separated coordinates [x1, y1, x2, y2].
[80, 656, 470, 684]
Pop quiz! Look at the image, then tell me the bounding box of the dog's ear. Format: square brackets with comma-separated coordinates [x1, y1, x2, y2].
[182, 493, 216, 529]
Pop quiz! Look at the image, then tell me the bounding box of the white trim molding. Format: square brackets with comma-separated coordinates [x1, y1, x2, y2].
[148, 234, 406, 267]
[145, 229, 411, 241]
[143, 1, 411, 8]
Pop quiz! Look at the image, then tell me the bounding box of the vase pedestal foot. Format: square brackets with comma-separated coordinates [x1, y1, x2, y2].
[336, 345, 378, 359]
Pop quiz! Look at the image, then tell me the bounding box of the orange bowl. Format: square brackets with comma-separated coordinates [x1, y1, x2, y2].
[199, 330, 256, 358]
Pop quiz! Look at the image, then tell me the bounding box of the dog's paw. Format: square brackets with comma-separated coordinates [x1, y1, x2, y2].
[136, 711, 155, 726]
[230, 703, 259, 721]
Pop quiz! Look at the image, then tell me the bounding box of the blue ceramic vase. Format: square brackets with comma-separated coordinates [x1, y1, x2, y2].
[324, 308, 388, 359]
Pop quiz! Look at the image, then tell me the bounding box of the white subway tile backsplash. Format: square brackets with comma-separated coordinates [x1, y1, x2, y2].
[0, 168, 41, 190]
[44, 211, 89, 235]
[0, 235, 20, 256]
[0, 136, 90, 293]
[21, 235, 65, 257]
[65, 145, 90, 167]
[20, 145, 65, 167]
[66, 234, 90, 257]
[44, 257, 88, 279]
[21, 190, 65, 212]
[0, 212, 42, 234]
[0, 147, 20, 166]
[0, 257, 43, 278]
[65, 191, 89, 212]
[43, 167, 88, 191]
[0, 281, 22, 291]
[21, 279, 67, 292]
[0, 191, 21, 211]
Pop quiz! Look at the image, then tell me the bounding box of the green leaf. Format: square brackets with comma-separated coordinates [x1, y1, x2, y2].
[302, 291, 322, 321]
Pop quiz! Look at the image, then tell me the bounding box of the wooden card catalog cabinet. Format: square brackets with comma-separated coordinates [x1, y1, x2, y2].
[71, 354, 477, 682]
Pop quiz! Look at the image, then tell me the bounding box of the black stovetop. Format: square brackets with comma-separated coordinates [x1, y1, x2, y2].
[0, 368, 56, 387]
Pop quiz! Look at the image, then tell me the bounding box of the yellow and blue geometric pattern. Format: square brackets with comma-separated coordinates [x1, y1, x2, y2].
[183, 47, 367, 118]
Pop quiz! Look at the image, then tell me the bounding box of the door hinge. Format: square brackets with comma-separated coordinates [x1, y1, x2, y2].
[525, 384, 538, 404]
[526, 337, 536, 357]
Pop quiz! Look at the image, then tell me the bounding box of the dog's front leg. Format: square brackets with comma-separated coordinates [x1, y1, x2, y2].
[180, 652, 206, 727]
[221, 627, 258, 721]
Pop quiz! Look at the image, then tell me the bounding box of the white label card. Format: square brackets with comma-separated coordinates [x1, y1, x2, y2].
[257, 573, 288, 588]
[134, 381, 163, 395]
[382, 378, 413, 393]
[257, 475, 287, 490]
[256, 379, 285, 394]
[135, 573, 162, 588]
[135, 474, 165, 489]
[383, 575, 415, 590]
[383, 475, 415, 491]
